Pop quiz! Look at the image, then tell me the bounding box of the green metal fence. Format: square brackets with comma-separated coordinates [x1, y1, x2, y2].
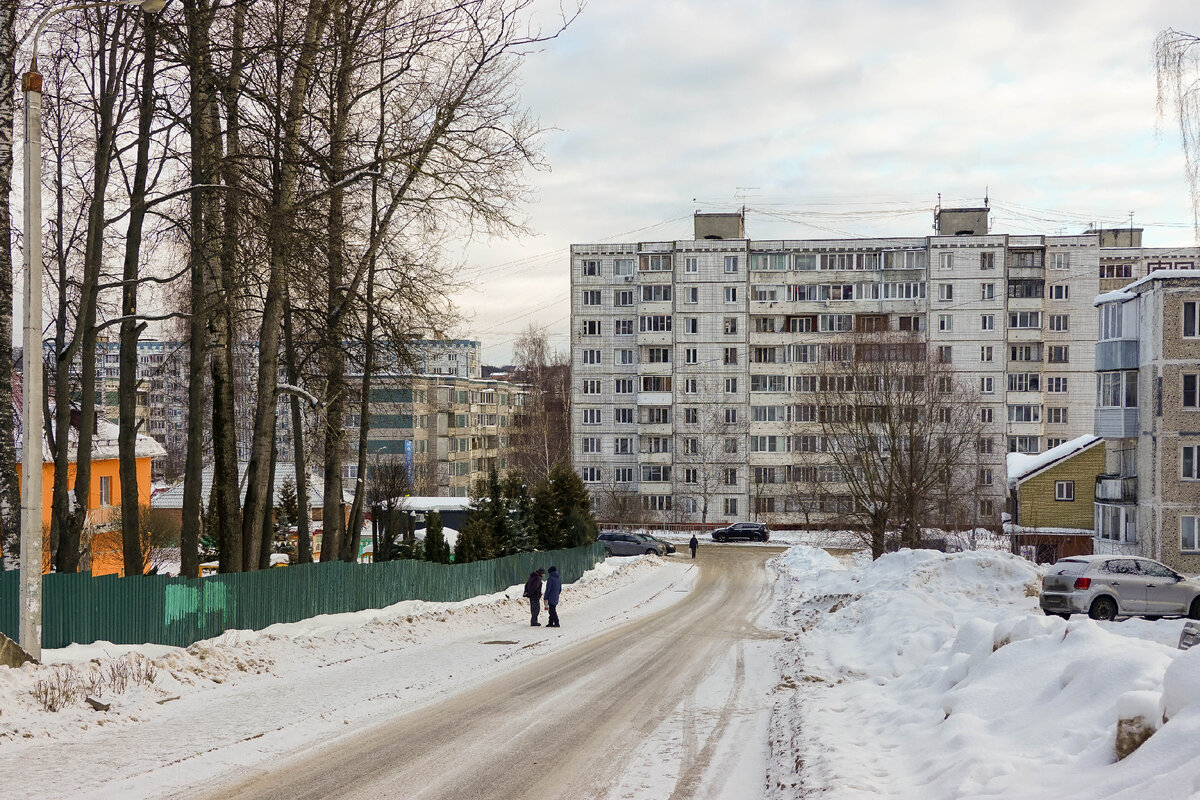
[0, 544, 603, 650]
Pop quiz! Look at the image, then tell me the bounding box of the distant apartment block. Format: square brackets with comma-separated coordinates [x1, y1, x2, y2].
[1093, 270, 1200, 571]
[570, 207, 1193, 528]
[343, 372, 527, 497]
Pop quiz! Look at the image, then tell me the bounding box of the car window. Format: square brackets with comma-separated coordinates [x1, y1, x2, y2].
[1103, 559, 1139, 575]
[1139, 561, 1176, 578]
[1047, 559, 1090, 576]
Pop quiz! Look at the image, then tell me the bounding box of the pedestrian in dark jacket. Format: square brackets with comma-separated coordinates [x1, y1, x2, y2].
[544, 566, 562, 628]
[689, 534, 698, 559]
[523, 568, 545, 626]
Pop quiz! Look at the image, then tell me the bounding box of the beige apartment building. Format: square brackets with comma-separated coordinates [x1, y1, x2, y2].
[347, 373, 528, 497]
[570, 207, 1176, 529]
[1094, 270, 1200, 572]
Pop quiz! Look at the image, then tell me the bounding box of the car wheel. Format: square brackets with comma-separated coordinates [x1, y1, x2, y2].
[1088, 596, 1118, 621]
[1190, 598, 1200, 620]
[645, 548, 657, 555]
[760, 533, 768, 542]
[713, 535, 723, 543]
[604, 547, 612, 557]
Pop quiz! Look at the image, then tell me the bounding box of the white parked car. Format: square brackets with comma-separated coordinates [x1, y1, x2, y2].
[1040, 555, 1200, 621]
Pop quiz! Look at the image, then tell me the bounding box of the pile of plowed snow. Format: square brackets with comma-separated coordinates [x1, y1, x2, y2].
[767, 546, 1200, 800]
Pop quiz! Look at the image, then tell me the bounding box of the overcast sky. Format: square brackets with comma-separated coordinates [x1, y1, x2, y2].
[452, 0, 1200, 365]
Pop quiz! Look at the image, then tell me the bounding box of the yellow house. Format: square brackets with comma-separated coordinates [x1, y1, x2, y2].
[1006, 435, 1104, 563]
[17, 409, 166, 576]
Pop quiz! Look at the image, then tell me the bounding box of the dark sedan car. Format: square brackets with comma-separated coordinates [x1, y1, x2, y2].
[711, 522, 769, 543]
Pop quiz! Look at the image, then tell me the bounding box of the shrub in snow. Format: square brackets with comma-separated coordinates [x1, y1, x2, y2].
[1114, 690, 1163, 760]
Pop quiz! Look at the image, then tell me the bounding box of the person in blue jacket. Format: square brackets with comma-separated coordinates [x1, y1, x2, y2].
[544, 566, 562, 628]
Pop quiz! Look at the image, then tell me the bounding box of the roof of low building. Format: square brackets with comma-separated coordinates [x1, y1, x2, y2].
[1006, 435, 1103, 487]
[152, 462, 323, 510]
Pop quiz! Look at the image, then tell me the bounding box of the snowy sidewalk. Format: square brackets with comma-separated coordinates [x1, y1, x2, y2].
[0, 555, 695, 800]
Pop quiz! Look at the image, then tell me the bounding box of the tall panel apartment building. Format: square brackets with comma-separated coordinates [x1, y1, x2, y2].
[570, 208, 1107, 527]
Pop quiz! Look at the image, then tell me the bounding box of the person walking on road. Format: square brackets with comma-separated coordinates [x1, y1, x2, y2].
[524, 568, 545, 626]
[544, 566, 562, 628]
[689, 534, 698, 559]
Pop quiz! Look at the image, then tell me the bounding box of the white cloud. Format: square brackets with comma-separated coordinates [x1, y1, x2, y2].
[455, 0, 1200, 363]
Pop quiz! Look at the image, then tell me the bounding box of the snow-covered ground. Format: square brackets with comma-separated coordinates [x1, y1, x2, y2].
[767, 546, 1200, 799]
[7, 543, 1200, 799]
[0, 555, 696, 799]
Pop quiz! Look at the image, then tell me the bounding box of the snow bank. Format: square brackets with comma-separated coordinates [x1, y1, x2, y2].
[767, 546, 1200, 799]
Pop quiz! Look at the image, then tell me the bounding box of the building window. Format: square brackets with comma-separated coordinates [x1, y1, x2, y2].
[981, 314, 994, 331]
[980, 377, 994, 394]
[979, 499, 994, 517]
[685, 257, 698, 273]
[641, 285, 672, 302]
[583, 290, 601, 305]
[978, 468, 993, 486]
[612, 258, 633, 277]
[582, 379, 600, 395]
[1049, 284, 1070, 300]
[582, 320, 601, 336]
[725, 377, 738, 393]
[938, 346, 952, 363]
[683, 407, 698, 424]
[683, 379, 698, 393]
[684, 317, 699, 334]
[723, 468, 738, 485]
[980, 252, 995, 270]
[1047, 377, 1068, 393]
[724, 438, 738, 454]
[581, 467, 601, 482]
[938, 314, 953, 331]
[615, 378, 634, 394]
[1047, 346, 1069, 363]
[723, 497, 738, 516]
[645, 347, 671, 363]
[641, 376, 672, 392]
[684, 347, 698, 364]
[614, 408, 634, 424]
[1009, 311, 1041, 329]
[723, 347, 738, 365]
[1050, 252, 1069, 270]
[614, 290, 634, 307]
[938, 283, 953, 301]
[1047, 407, 1068, 424]
[939, 252, 953, 270]
[582, 349, 601, 365]
[99, 476, 112, 506]
[581, 437, 601, 453]
[1008, 404, 1041, 423]
[724, 255, 739, 273]
[642, 495, 673, 511]
[724, 317, 738, 334]
[639, 315, 672, 332]
[725, 286, 738, 303]
[581, 259, 600, 276]
[615, 319, 634, 336]
[582, 409, 601, 425]
[1184, 516, 1200, 553]
[1187, 374, 1200, 409]
[1186, 302, 1200, 338]
[1185, 445, 1200, 480]
[978, 437, 994, 455]
[724, 407, 738, 424]
[981, 283, 995, 300]
[1049, 314, 1069, 332]
[617, 348, 634, 365]
[980, 346, 993, 363]
[981, 407, 993, 423]
[1008, 436, 1039, 453]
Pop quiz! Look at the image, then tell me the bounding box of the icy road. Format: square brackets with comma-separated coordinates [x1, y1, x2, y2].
[201, 545, 784, 800]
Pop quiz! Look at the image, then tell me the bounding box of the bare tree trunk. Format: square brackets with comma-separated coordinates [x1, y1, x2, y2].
[117, 9, 158, 576]
[282, 286, 311, 563]
[179, 0, 217, 578]
[242, 0, 333, 571]
[0, 0, 19, 567]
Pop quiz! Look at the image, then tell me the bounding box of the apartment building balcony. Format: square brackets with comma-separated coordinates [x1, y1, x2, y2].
[1006, 327, 1043, 343]
[637, 331, 674, 346]
[1095, 474, 1137, 503]
[638, 450, 673, 465]
[1094, 407, 1139, 438]
[638, 361, 673, 376]
[1094, 339, 1140, 372]
[637, 391, 673, 406]
[637, 423, 673, 438]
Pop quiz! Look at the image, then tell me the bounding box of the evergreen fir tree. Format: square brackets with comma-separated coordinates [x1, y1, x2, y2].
[424, 511, 451, 564]
[502, 472, 536, 553]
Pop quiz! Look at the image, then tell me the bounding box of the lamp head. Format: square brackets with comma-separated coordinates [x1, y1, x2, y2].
[139, 0, 167, 12]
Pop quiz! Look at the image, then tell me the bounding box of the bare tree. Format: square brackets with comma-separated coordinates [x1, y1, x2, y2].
[674, 381, 747, 530]
[508, 323, 570, 484]
[1156, 29, 1200, 230]
[810, 332, 983, 558]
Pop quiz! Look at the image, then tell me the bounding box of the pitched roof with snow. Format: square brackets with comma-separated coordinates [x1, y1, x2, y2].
[152, 462, 324, 510]
[1005, 435, 1102, 487]
[1094, 269, 1200, 306]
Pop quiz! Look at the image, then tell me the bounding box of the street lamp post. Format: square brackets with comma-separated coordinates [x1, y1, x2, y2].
[18, 0, 167, 660]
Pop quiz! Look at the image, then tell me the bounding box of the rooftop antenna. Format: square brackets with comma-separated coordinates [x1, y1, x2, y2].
[984, 186, 989, 207]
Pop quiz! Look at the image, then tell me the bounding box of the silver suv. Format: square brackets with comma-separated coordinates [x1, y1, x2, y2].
[598, 532, 665, 557]
[1040, 555, 1200, 621]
